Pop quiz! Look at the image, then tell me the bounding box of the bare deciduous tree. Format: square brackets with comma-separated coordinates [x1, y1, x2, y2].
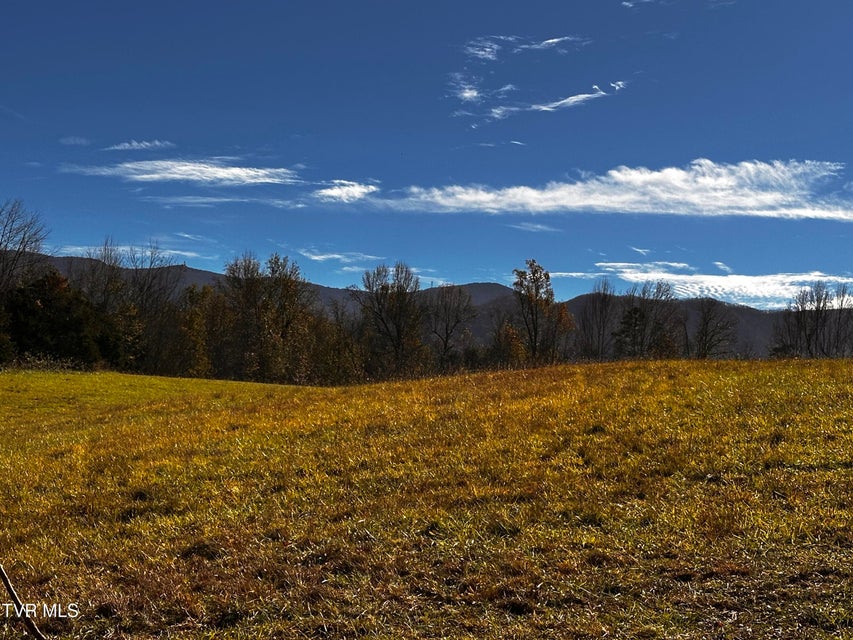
[0, 199, 48, 295]
[66, 238, 184, 371]
[350, 262, 424, 377]
[614, 280, 683, 359]
[691, 297, 738, 359]
[68, 236, 126, 315]
[126, 242, 185, 372]
[830, 283, 853, 357]
[126, 242, 183, 316]
[575, 278, 618, 361]
[773, 281, 853, 358]
[424, 284, 476, 371]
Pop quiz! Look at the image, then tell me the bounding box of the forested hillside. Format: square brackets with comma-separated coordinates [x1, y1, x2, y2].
[3, 200, 853, 384]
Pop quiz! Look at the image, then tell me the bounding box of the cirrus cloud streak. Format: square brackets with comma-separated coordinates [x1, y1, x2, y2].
[489, 84, 612, 120]
[62, 158, 301, 186]
[554, 261, 853, 309]
[314, 180, 380, 203]
[103, 139, 176, 151]
[298, 248, 384, 264]
[371, 158, 853, 221]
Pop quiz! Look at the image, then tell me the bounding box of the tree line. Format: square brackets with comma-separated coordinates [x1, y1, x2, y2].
[2, 199, 852, 383]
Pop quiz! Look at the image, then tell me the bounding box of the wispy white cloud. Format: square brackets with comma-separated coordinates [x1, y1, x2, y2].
[464, 35, 517, 61]
[457, 87, 481, 103]
[621, 0, 658, 8]
[464, 35, 589, 61]
[714, 261, 733, 274]
[449, 72, 482, 103]
[372, 158, 853, 221]
[253, 198, 308, 209]
[451, 34, 612, 125]
[60, 136, 91, 146]
[529, 85, 609, 112]
[487, 83, 618, 122]
[54, 244, 213, 261]
[596, 261, 696, 275]
[508, 222, 561, 233]
[143, 196, 252, 207]
[62, 158, 301, 186]
[158, 248, 213, 260]
[298, 248, 384, 264]
[513, 36, 592, 53]
[174, 232, 218, 243]
[630, 246, 651, 256]
[604, 264, 853, 309]
[549, 271, 602, 280]
[448, 76, 519, 107]
[103, 139, 176, 151]
[556, 260, 853, 309]
[142, 195, 306, 210]
[458, 139, 528, 150]
[314, 180, 380, 203]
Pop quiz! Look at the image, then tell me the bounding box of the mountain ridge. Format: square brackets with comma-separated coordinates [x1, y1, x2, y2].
[41, 254, 779, 356]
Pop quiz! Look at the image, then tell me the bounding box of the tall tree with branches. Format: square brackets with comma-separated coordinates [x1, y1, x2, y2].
[350, 262, 424, 378]
[0, 199, 48, 296]
[691, 297, 738, 359]
[510, 259, 575, 363]
[424, 284, 476, 371]
[575, 278, 618, 361]
[613, 280, 683, 359]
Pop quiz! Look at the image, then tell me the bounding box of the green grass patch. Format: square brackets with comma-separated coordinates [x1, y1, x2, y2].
[1, 361, 851, 638]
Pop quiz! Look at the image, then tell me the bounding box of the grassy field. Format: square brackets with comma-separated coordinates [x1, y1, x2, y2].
[0, 361, 851, 639]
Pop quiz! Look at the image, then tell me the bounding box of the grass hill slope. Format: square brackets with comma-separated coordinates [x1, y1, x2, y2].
[1, 361, 851, 638]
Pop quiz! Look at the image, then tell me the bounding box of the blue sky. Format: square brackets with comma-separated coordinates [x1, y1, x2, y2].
[3, 0, 853, 308]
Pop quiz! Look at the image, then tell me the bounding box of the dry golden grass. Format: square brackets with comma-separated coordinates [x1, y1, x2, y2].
[1, 360, 851, 638]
